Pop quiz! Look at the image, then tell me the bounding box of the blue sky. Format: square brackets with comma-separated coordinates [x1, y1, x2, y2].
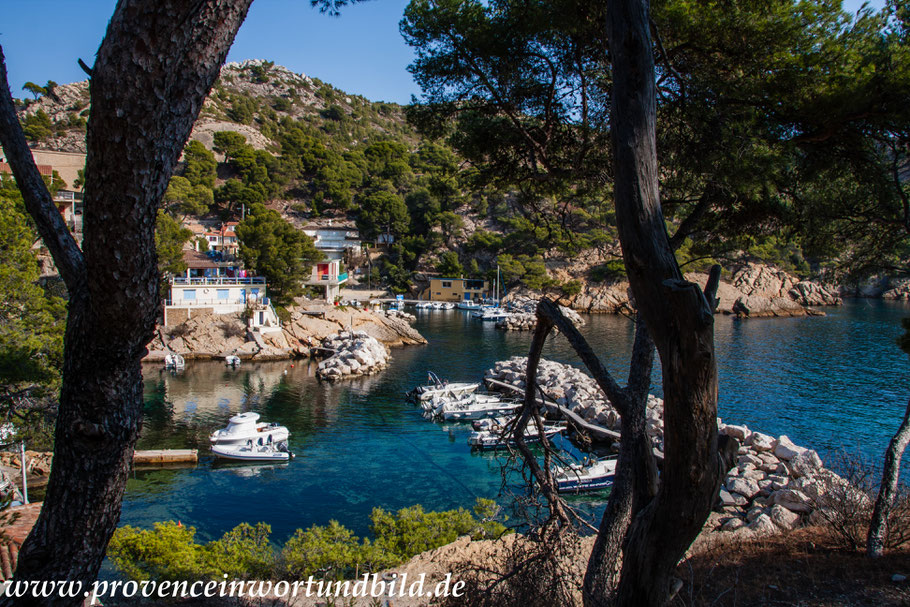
[0, 0, 887, 105]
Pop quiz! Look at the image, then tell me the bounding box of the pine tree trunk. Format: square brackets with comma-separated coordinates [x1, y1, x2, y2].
[868, 398, 910, 558]
[0, 2, 252, 603]
[604, 0, 728, 603]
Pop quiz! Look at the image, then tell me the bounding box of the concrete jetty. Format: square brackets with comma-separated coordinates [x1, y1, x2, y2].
[133, 449, 198, 465]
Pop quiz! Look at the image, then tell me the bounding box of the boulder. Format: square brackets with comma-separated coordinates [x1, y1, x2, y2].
[748, 513, 779, 536]
[726, 477, 761, 499]
[773, 435, 807, 461]
[770, 504, 801, 530]
[750, 432, 776, 452]
[772, 489, 812, 513]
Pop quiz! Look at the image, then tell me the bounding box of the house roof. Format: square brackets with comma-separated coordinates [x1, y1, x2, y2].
[183, 249, 219, 269]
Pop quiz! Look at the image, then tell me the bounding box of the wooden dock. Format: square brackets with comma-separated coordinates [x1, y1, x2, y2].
[133, 449, 198, 466]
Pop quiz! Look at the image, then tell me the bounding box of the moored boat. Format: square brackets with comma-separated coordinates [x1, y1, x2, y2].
[212, 438, 294, 462]
[467, 423, 564, 450]
[164, 353, 185, 371]
[552, 456, 617, 493]
[209, 412, 289, 445]
[225, 355, 241, 367]
[407, 372, 480, 402]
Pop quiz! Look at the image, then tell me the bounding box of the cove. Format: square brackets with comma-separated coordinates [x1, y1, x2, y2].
[121, 300, 910, 546]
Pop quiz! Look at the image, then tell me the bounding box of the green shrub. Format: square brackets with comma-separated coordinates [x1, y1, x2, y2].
[108, 499, 510, 583]
[589, 260, 626, 282]
[561, 280, 582, 297]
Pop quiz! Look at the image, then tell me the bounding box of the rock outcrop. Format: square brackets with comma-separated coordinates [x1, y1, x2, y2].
[530, 263, 842, 318]
[316, 331, 389, 380]
[144, 303, 426, 363]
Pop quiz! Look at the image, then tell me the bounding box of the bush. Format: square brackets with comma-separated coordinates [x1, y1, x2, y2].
[560, 280, 582, 297]
[275, 305, 291, 324]
[810, 451, 910, 552]
[589, 259, 626, 282]
[108, 499, 511, 582]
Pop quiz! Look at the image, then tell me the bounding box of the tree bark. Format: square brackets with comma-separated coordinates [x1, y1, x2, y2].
[605, 0, 729, 604]
[868, 397, 910, 558]
[0, 1, 252, 603]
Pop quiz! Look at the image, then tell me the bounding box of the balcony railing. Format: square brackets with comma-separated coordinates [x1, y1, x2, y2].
[171, 276, 266, 286]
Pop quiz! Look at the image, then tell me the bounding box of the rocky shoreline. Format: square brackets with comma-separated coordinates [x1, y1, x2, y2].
[144, 302, 426, 364]
[486, 357, 843, 539]
[518, 262, 845, 318]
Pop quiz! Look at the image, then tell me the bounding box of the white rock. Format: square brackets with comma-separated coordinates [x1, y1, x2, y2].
[722, 424, 751, 442]
[773, 435, 807, 461]
[748, 513, 779, 536]
[789, 449, 823, 478]
[770, 504, 800, 530]
[719, 488, 748, 507]
[750, 432, 776, 452]
[772, 489, 812, 513]
[726, 477, 761, 499]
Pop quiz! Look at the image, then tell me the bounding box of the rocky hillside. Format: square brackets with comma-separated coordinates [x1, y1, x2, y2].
[508, 262, 843, 317]
[17, 60, 415, 155]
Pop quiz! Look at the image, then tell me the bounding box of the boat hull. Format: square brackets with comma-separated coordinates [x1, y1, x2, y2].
[211, 446, 291, 462]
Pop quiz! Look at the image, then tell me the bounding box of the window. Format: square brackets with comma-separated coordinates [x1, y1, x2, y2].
[442, 281, 452, 288]
[217, 289, 229, 300]
[183, 289, 196, 301]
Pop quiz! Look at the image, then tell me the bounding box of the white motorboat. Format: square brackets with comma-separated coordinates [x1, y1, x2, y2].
[467, 423, 564, 450]
[164, 353, 185, 371]
[472, 307, 511, 322]
[421, 392, 503, 412]
[209, 412, 289, 445]
[407, 372, 480, 402]
[225, 355, 241, 367]
[415, 301, 434, 309]
[437, 399, 522, 421]
[212, 438, 294, 462]
[553, 457, 617, 493]
[456, 301, 483, 310]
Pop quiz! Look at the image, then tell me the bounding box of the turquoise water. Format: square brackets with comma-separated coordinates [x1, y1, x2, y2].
[122, 300, 910, 546]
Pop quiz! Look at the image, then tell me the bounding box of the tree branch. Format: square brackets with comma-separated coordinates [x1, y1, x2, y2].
[0, 46, 86, 291]
[535, 298, 631, 416]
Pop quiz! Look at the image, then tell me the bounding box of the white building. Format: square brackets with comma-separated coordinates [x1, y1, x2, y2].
[301, 221, 361, 261]
[304, 259, 349, 302]
[164, 250, 281, 331]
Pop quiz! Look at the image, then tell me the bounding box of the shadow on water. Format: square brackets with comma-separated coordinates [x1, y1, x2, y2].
[122, 301, 910, 547]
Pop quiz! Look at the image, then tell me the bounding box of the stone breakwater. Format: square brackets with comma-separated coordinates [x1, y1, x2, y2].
[495, 299, 585, 331]
[316, 331, 390, 380]
[486, 356, 845, 539]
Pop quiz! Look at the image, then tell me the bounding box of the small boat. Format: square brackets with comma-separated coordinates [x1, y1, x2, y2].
[467, 423, 564, 450]
[421, 392, 504, 412]
[415, 301, 434, 309]
[212, 438, 294, 462]
[164, 353, 185, 371]
[456, 301, 483, 310]
[553, 457, 617, 494]
[407, 372, 480, 403]
[437, 399, 522, 421]
[472, 308, 510, 322]
[225, 355, 241, 367]
[210, 412, 289, 445]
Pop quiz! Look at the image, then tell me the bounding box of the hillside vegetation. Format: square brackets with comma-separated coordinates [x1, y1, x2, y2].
[13, 59, 852, 297]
